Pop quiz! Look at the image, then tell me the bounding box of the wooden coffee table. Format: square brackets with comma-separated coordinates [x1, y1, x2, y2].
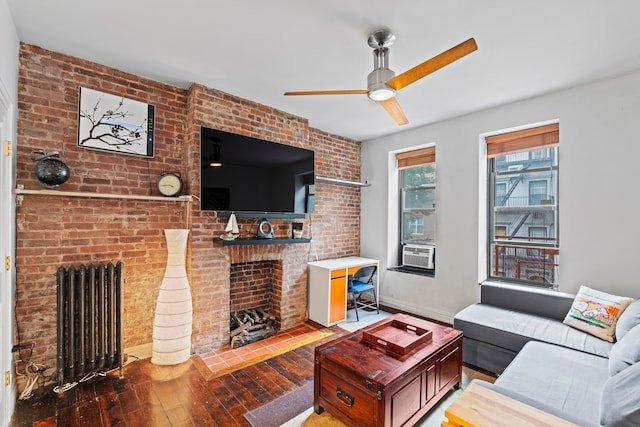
[441, 382, 580, 427]
[314, 314, 463, 427]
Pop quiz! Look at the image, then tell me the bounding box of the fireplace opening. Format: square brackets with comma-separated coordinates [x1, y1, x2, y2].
[230, 308, 278, 348]
[229, 260, 282, 348]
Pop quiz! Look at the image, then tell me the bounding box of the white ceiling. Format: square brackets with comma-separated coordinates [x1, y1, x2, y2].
[8, 1, 640, 141]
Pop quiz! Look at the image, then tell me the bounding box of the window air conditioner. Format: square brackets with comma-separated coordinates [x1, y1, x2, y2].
[402, 244, 435, 269]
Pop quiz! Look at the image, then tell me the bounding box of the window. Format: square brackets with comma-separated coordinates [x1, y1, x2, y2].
[495, 225, 507, 237]
[487, 123, 559, 287]
[406, 215, 425, 235]
[400, 165, 436, 245]
[397, 147, 436, 267]
[528, 226, 548, 256]
[528, 226, 548, 240]
[305, 184, 315, 213]
[495, 183, 506, 206]
[528, 180, 547, 205]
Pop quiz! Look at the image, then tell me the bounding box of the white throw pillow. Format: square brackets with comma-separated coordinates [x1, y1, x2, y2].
[563, 285, 634, 342]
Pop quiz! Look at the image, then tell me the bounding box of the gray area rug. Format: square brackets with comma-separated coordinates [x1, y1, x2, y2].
[244, 310, 388, 427]
[337, 309, 391, 332]
[244, 381, 314, 427]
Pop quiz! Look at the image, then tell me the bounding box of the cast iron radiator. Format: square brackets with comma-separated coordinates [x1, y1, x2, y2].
[56, 261, 123, 387]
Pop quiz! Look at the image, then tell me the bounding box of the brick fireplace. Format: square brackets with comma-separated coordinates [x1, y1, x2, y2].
[230, 260, 283, 322]
[216, 241, 309, 348]
[14, 43, 362, 374]
[229, 260, 283, 347]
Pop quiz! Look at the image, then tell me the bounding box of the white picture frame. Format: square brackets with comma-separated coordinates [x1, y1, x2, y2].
[77, 87, 155, 157]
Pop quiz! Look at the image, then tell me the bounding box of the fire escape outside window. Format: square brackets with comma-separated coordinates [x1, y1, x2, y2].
[487, 124, 559, 287]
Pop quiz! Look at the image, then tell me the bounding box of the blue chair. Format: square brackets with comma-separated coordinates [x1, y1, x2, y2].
[347, 265, 379, 321]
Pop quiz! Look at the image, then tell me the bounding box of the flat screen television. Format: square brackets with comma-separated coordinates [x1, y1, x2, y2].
[200, 127, 315, 214]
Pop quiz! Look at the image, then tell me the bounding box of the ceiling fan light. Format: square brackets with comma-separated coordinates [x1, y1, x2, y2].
[368, 87, 395, 101]
[367, 65, 396, 101]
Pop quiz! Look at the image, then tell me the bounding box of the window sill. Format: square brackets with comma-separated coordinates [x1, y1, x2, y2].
[481, 279, 555, 290]
[388, 266, 435, 278]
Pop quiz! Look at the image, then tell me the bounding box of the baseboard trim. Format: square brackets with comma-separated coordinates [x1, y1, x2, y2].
[124, 342, 152, 360]
[380, 296, 455, 325]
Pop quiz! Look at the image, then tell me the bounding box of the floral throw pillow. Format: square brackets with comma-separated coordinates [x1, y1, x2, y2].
[563, 285, 634, 342]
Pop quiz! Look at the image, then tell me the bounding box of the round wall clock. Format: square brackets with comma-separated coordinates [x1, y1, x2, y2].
[158, 172, 183, 197]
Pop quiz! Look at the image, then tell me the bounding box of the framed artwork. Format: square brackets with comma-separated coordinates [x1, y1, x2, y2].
[77, 87, 155, 157]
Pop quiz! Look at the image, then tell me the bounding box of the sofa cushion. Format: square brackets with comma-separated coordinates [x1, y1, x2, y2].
[563, 285, 634, 342]
[609, 324, 640, 375]
[495, 341, 609, 423]
[616, 298, 640, 341]
[458, 336, 517, 375]
[480, 282, 575, 321]
[455, 303, 612, 357]
[601, 361, 640, 427]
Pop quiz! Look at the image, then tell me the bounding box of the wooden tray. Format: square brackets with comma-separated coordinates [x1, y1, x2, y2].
[361, 317, 433, 355]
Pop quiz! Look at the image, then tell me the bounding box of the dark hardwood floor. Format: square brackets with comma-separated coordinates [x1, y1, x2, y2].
[10, 325, 348, 427]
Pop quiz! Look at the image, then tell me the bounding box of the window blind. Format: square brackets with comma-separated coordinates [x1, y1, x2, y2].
[486, 123, 559, 158]
[396, 146, 435, 169]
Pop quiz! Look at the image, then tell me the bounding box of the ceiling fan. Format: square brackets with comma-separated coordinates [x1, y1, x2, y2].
[284, 29, 477, 126]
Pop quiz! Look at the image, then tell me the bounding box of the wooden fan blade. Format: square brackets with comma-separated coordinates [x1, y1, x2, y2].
[379, 97, 408, 126]
[386, 38, 478, 91]
[284, 90, 369, 96]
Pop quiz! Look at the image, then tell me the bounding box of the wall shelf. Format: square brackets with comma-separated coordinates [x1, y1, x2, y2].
[315, 176, 370, 187]
[16, 188, 192, 202]
[219, 237, 311, 246]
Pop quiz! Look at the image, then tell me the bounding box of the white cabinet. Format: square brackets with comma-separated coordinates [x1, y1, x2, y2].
[307, 257, 378, 327]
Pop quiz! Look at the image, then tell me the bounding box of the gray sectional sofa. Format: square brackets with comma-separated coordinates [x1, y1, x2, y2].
[453, 282, 640, 427]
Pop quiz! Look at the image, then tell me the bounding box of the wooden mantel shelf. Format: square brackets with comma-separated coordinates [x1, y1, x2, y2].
[16, 188, 192, 202]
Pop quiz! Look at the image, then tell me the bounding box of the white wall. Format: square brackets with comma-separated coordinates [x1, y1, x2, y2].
[361, 69, 640, 324]
[0, 0, 18, 93]
[0, 0, 19, 425]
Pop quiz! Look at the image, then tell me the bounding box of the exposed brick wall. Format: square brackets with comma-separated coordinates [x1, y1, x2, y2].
[229, 261, 280, 319]
[310, 128, 362, 259]
[15, 43, 189, 373]
[229, 261, 274, 313]
[14, 43, 362, 373]
[183, 84, 362, 353]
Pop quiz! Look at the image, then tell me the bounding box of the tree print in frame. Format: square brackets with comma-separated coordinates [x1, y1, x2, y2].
[77, 87, 155, 157]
